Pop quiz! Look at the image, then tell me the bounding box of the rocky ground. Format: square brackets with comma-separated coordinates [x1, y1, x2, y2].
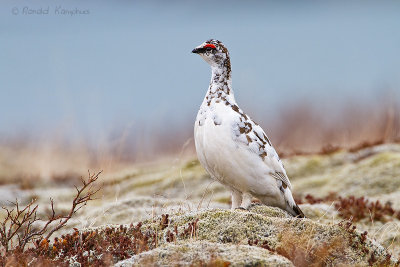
[1, 143, 400, 266]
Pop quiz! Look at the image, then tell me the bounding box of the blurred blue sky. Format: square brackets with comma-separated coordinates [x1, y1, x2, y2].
[1, 0, 400, 142]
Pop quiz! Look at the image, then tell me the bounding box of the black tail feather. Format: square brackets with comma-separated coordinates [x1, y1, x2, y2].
[293, 204, 305, 218]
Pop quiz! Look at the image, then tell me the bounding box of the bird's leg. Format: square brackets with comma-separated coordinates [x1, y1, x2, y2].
[240, 193, 253, 210]
[231, 189, 242, 210]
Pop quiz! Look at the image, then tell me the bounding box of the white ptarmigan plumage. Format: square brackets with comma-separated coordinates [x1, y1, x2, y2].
[192, 39, 304, 217]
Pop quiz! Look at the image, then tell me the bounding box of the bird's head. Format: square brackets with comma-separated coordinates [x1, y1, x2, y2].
[192, 39, 230, 68]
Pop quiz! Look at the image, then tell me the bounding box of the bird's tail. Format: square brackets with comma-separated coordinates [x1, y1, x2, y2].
[291, 203, 305, 218]
[284, 188, 305, 218]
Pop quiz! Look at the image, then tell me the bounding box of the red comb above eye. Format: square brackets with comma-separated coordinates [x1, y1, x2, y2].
[204, 44, 216, 49]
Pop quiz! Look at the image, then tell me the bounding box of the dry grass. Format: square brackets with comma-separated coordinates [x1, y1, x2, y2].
[269, 99, 400, 156]
[0, 100, 398, 186]
[275, 229, 346, 267]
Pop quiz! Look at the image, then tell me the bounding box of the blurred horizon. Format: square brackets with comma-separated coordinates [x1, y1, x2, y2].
[1, 0, 400, 156]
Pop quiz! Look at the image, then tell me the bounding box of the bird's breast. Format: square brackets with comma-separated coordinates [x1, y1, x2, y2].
[195, 104, 249, 182]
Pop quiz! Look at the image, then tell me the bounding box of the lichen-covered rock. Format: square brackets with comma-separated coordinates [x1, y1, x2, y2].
[298, 203, 339, 222]
[115, 241, 293, 267]
[111, 206, 394, 266]
[288, 144, 400, 200]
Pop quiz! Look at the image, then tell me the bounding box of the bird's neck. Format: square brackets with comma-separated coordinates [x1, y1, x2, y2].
[204, 63, 235, 106]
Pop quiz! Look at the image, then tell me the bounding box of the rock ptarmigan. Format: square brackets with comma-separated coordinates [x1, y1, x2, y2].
[192, 39, 304, 218]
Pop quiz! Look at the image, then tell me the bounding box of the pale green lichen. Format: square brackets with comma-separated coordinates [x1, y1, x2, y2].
[296, 156, 324, 176]
[290, 146, 400, 198]
[182, 159, 201, 170]
[115, 240, 294, 267]
[366, 152, 400, 167]
[111, 205, 395, 266]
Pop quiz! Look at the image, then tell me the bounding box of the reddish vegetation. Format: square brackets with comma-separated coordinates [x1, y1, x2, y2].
[0, 224, 150, 266]
[0, 171, 101, 254]
[0, 209, 205, 266]
[297, 193, 400, 222]
[0, 186, 204, 267]
[0, 171, 101, 266]
[338, 221, 395, 267]
[348, 140, 386, 153]
[335, 196, 400, 222]
[248, 239, 274, 252]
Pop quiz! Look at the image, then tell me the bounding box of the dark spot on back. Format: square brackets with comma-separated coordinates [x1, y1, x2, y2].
[246, 135, 252, 143]
[263, 133, 272, 146]
[244, 122, 252, 133]
[282, 182, 287, 189]
[254, 131, 265, 145]
[260, 151, 267, 159]
[231, 105, 239, 112]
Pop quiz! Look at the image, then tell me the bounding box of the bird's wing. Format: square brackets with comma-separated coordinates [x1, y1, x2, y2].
[231, 112, 292, 189]
[270, 171, 292, 190]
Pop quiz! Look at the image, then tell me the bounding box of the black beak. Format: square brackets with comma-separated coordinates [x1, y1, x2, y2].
[192, 47, 205, 54]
